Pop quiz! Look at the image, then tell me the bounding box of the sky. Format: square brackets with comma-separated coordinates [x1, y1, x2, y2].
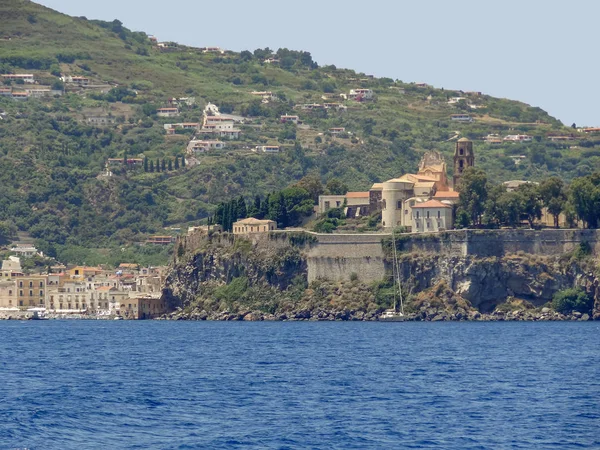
[36, 0, 600, 126]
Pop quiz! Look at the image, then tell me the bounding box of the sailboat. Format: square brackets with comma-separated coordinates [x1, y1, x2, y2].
[380, 230, 405, 321]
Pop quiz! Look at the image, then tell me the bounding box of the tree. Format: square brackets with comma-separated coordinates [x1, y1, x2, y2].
[249, 195, 261, 218]
[0, 221, 17, 245]
[181, 156, 186, 168]
[174, 156, 180, 170]
[161, 159, 166, 171]
[539, 177, 566, 228]
[237, 196, 247, 219]
[123, 153, 127, 165]
[149, 160, 154, 172]
[143, 157, 148, 172]
[168, 160, 173, 171]
[457, 167, 488, 226]
[516, 183, 542, 228]
[294, 174, 323, 203]
[325, 178, 349, 195]
[568, 174, 600, 228]
[259, 194, 270, 219]
[155, 158, 160, 172]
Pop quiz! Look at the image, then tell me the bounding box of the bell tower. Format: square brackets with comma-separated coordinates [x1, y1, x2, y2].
[453, 137, 474, 188]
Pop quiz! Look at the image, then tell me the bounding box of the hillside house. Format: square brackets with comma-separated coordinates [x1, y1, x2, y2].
[548, 135, 575, 142]
[146, 235, 176, 245]
[107, 158, 144, 168]
[280, 115, 300, 124]
[232, 218, 277, 235]
[11, 92, 29, 100]
[348, 89, 374, 101]
[581, 127, 600, 133]
[187, 139, 225, 154]
[156, 107, 180, 118]
[10, 245, 39, 258]
[254, 145, 280, 153]
[504, 134, 532, 143]
[250, 91, 276, 102]
[329, 127, 346, 135]
[415, 83, 429, 88]
[87, 116, 115, 125]
[484, 134, 503, 145]
[451, 114, 473, 122]
[264, 58, 280, 64]
[201, 47, 225, 54]
[412, 200, 453, 233]
[323, 103, 346, 111]
[63, 76, 90, 85]
[0, 88, 12, 96]
[1, 74, 34, 83]
[25, 88, 63, 98]
[448, 97, 466, 104]
[297, 103, 323, 111]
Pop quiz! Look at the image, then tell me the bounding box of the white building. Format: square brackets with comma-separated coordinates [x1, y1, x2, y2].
[254, 145, 280, 153]
[187, 139, 225, 154]
[412, 200, 453, 233]
[348, 88, 374, 100]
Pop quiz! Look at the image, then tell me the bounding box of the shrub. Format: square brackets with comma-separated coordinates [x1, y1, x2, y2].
[551, 288, 593, 314]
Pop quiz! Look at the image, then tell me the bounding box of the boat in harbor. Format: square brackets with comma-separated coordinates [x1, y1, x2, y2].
[380, 230, 405, 322]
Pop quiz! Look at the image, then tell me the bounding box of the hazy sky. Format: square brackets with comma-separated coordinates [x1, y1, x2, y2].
[36, 0, 599, 126]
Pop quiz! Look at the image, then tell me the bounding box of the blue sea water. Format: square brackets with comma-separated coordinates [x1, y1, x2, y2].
[0, 321, 599, 449]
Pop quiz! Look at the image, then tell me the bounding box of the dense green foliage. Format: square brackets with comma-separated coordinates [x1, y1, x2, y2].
[551, 287, 593, 314]
[1, 0, 599, 265]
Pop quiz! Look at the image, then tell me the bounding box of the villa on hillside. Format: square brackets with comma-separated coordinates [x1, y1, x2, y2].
[254, 145, 280, 153]
[280, 115, 300, 124]
[232, 218, 277, 235]
[187, 139, 225, 154]
[348, 89, 374, 101]
[1, 74, 35, 83]
[156, 107, 180, 118]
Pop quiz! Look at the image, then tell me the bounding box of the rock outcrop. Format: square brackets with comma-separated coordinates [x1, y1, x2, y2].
[163, 232, 600, 321]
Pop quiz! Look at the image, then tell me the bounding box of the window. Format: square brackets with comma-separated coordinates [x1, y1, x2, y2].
[324, 201, 330, 209]
[39, 290, 43, 297]
[19, 281, 23, 288]
[29, 290, 33, 297]
[404, 210, 408, 215]
[437, 211, 441, 219]
[460, 148, 464, 155]
[396, 200, 402, 210]
[39, 281, 43, 287]
[416, 211, 420, 219]
[29, 282, 33, 288]
[9, 290, 12, 295]
[336, 201, 341, 207]
[426, 211, 430, 219]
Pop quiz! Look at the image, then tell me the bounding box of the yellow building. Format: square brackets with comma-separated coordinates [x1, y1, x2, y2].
[232, 218, 277, 234]
[15, 276, 47, 309]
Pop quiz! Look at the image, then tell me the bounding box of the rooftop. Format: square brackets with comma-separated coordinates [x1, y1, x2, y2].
[412, 199, 452, 209]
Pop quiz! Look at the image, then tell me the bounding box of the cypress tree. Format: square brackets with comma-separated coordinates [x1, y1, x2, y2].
[150, 160, 154, 172]
[259, 193, 270, 219]
[168, 160, 173, 171]
[181, 156, 186, 168]
[156, 158, 160, 172]
[161, 159, 166, 171]
[222, 204, 230, 232]
[144, 157, 148, 172]
[214, 203, 225, 227]
[123, 153, 127, 165]
[174, 156, 180, 170]
[237, 196, 247, 219]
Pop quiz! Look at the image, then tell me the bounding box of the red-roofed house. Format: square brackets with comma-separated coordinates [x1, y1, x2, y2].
[412, 200, 453, 232]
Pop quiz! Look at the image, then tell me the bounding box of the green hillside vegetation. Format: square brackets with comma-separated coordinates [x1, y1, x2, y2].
[0, 0, 598, 264]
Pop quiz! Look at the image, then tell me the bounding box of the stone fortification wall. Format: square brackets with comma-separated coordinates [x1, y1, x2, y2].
[306, 233, 387, 283]
[396, 229, 600, 258]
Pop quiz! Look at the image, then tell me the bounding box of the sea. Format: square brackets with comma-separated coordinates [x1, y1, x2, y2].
[0, 321, 598, 449]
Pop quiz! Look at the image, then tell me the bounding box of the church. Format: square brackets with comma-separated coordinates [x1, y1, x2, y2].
[378, 138, 475, 231]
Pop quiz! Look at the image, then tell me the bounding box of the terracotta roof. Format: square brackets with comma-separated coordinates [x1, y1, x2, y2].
[345, 192, 369, 198]
[370, 183, 383, 190]
[434, 190, 460, 198]
[235, 217, 275, 225]
[414, 181, 436, 188]
[457, 137, 471, 142]
[96, 286, 113, 291]
[412, 199, 452, 209]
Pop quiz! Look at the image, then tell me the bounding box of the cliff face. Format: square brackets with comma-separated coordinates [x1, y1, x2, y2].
[163, 231, 600, 320]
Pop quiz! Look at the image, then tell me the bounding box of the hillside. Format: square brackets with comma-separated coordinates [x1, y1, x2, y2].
[0, 0, 596, 265]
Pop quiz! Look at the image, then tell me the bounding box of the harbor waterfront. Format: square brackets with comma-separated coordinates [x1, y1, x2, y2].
[1, 321, 599, 449]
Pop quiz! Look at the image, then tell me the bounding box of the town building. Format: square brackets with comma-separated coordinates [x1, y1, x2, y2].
[280, 115, 300, 124]
[318, 195, 346, 215]
[504, 134, 533, 143]
[412, 200, 453, 232]
[187, 140, 225, 154]
[232, 218, 277, 235]
[348, 88, 374, 101]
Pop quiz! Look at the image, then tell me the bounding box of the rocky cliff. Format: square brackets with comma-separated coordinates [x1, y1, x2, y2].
[162, 231, 600, 321]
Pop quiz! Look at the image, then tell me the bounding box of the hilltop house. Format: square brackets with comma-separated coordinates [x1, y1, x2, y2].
[504, 134, 533, 143]
[280, 115, 300, 124]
